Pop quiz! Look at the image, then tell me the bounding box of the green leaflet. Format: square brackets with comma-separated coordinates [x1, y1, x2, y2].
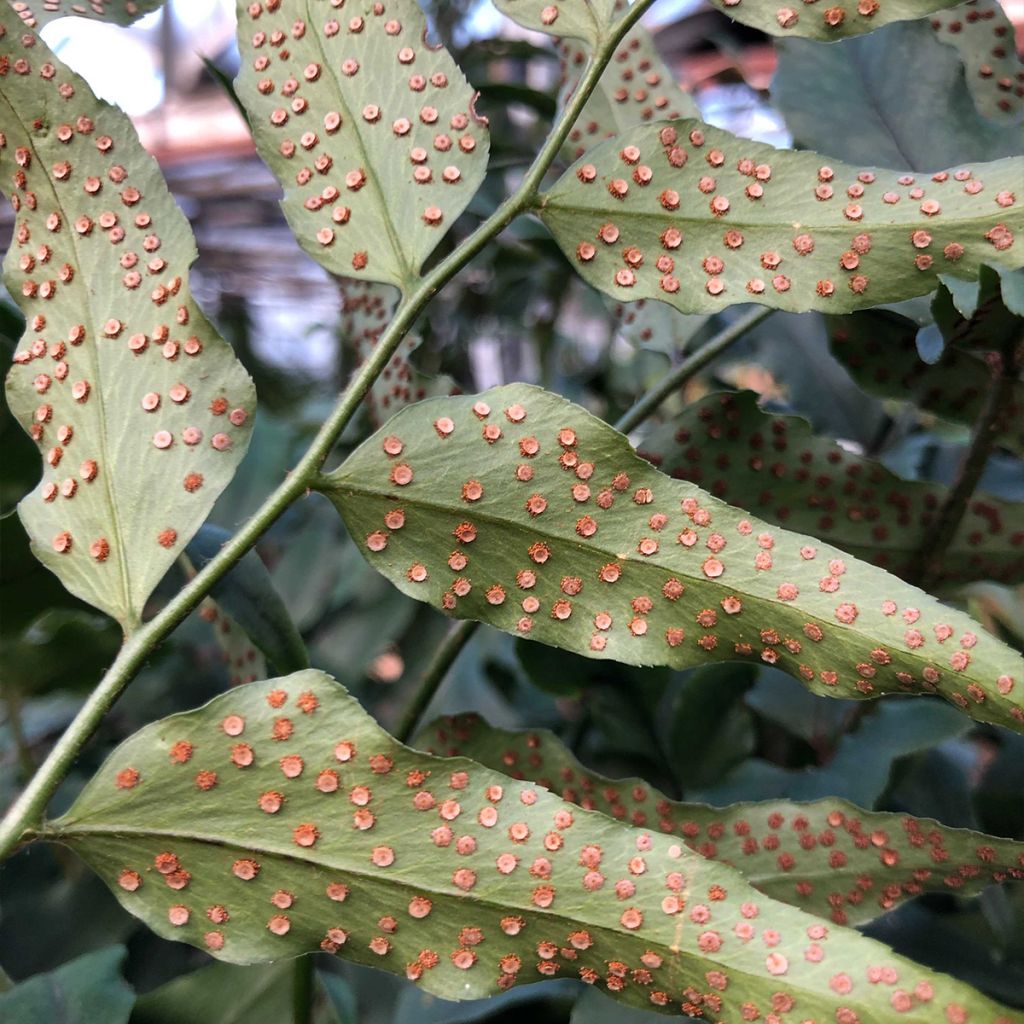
[708, 0, 962, 40]
[635, 390, 1024, 588]
[493, 0, 619, 48]
[559, 16, 699, 162]
[538, 119, 1024, 314]
[826, 310, 1024, 458]
[50, 670, 1023, 1021]
[0, 10, 255, 629]
[234, 0, 490, 293]
[6, 0, 164, 28]
[414, 711, 1024, 928]
[930, 0, 1024, 124]
[320, 384, 1024, 731]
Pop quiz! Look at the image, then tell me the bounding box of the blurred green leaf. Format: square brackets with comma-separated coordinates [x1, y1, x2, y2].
[131, 962, 293, 1024]
[0, 947, 133, 1024]
[827, 310, 1024, 456]
[186, 525, 308, 675]
[415, 709, 1023, 927]
[667, 663, 757, 790]
[636, 389, 1024, 587]
[929, 0, 1024, 125]
[774, 20, 1022, 168]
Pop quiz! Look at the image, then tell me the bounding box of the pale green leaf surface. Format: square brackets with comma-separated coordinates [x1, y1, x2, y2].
[708, 0, 962, 40]
[0, 11, 256, 628]
[826, 311, 1024, 457]
[414, 711, 1024, 927]
[6, 0, 164, 28]
[51, 670, 1023, 1021]
[322, 384, 1024, 731]
[773, 20, 1022, 169]
[539, 119, 1024, 314]
[0, 946, 134, 1024]
[234, 0, 490, 292]
[930, 0, 1024, 124]
[493, 0, 618, 48]
[634, 390, 1024, 587]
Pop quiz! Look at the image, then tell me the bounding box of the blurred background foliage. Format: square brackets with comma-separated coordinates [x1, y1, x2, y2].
[1, 0, 1023, 1020]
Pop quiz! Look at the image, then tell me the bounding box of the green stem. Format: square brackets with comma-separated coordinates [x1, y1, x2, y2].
[292, 955, 314, 1024]
[395, 619, 479, 744]
[909, 337, 1021, 591]
[615, 305, 773, 434]
[0, 0, 656, 864]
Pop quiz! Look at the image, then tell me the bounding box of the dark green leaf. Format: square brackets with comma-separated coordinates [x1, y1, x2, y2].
[186, 525, 309, 675]
[635, 390, 1024, 587]
[131, 962, 293, 1024]
[826, 311, 1024, 457]
[0, 946, 133, 1024]
[773, 20, 1022, 168]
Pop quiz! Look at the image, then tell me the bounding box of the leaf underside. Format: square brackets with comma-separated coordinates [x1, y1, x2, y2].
[321, 384, 1024, 732]
[415, 712, 1024, 928]
[929, 0, 1024, 124]
[52, 669, 1022, 1022]
[709, 0, 962, 40]
[826, 311, 1024, 458]
[635, 390, 1024, 588]
[0, 10, 255, 627]
[540, 118, 1023, 315]
[234, 0, 490, 292]
[6, 0, 165, 28]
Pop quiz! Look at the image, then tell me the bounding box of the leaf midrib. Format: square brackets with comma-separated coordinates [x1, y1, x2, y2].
[0, 86, 136, 628]
[538, 194, 1016, 240]
[304, 0, 415, 291]
[52, 820, 877, 1011]
[328, 477, 973, 688]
